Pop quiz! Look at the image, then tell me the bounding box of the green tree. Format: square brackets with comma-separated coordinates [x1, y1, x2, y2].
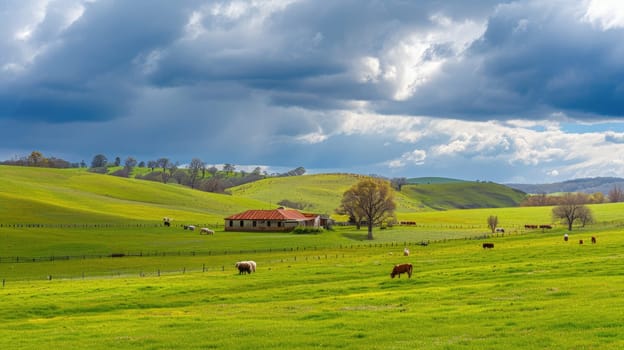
[338, 178, 396, 240]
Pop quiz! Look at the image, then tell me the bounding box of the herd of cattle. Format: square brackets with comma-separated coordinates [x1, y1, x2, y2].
[162, 217, 598, 278]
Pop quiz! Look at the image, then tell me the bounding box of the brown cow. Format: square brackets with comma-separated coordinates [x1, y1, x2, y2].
[591, 236, 596, 244]
[235, 262, 252, 275]
[390, 263, 413, 279]
[579, 239, 584, 245]
[482, 242, 494, 249]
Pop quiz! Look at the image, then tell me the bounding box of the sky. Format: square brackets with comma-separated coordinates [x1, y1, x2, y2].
[2, 0, 624, 184]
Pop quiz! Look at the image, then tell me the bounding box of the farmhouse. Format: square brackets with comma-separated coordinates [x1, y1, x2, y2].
[224, 207, 326, 232]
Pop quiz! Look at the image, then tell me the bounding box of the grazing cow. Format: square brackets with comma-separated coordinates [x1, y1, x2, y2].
[163, 217, 171, 227]
[579, 239, 584, 245]
[403, 247, 410, 256]
[187, 225, 195, 231]
[540, 225, 553, 230]
[200, 227, 214, 235]
[235, 261, 253, 275]
[482, 242, 494, 249]
[564, 233, 569, 242]
[591, 236, 596, 244]
[244, 260, 257, 272]
[390, 263, 413, 279]
[419, 241, 429, 246]
[495, 227, 505, 233]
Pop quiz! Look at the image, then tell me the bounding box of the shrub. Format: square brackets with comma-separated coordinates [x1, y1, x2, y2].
[292, 227, 324, 234]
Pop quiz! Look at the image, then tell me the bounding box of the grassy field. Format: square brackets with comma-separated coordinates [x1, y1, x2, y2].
[2, 166, 624, 348]
[1, 222, 623, 349]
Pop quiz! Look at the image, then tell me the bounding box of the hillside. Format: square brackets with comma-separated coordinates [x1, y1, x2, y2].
[407, 177, 467, 184]
[228, 174, 525, 213]
[400, 181, 527, 210]
[0, 165, 271, 224]
[507, 177, 624, 194]
[0, 167, 528, 225]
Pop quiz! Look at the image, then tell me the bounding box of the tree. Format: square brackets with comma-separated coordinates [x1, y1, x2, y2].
[114, 157, 121, 167]
[124, 157, 137, 171]
[576, 205, 593, 227]
[487, 215, 498, 234]
[390, 177, 408, 191]
[27, 151, 45, 166]
[156, 158, 171, 183]
[552, 193, 592, 231]
[188, 158, 204, 189]
[338, 178, 396, 240]
[91, 154, 108, 168]
[336, 188, 363, 230]
[223, 163, 235, 173]
[147, 160, 156, 172]
[608, 185, 624, 203]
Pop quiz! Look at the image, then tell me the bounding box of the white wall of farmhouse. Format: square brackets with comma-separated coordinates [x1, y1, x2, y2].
[224, 219, 302, 232]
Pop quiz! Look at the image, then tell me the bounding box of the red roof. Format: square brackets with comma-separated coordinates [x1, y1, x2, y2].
[225, 208, 310, 221]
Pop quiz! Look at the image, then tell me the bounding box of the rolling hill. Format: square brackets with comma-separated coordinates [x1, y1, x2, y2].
[399, 181, 527, 210]
[506, 177, 624, 194]
[0, 165, 271, 224]
[228, 173, 526, 213]
[0, 166, 528, 224]
[407, 177, 467, 184]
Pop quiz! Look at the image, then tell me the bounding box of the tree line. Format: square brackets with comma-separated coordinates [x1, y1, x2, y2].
[1, 151, 306, 195]
[1, 151, 85, 168]
[520, 186, 624, 206]
[87, 154, 305, 194]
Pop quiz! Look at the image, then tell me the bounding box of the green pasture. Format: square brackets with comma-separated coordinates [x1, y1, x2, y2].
[0, 165, 270, 224]
[1, 224, 624, 349]
[3, 166, 624, 348]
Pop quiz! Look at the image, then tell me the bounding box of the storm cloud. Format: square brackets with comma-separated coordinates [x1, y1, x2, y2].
[1, 0, 624, 183]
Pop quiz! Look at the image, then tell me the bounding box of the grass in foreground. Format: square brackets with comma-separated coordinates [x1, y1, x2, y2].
[1, 225, 623, 349]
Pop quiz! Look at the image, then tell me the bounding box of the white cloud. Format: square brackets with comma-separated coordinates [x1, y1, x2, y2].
[382, 16, 486, 100]
[584, 0, 624, 30]
[388, 149, 426, 168]
[295, 130, 328, 144]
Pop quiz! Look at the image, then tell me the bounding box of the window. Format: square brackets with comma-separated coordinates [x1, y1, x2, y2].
[267, 221, 271, 227]
[229, 220, 233, 227]
[240, 220, 244, 227]
[278, 221, 282, 227]
[253, 221, 257, 227]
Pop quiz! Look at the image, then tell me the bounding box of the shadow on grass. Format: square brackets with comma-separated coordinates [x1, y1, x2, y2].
[341, 232, 370, 241]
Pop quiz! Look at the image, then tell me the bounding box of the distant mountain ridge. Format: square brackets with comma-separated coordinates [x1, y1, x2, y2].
[506, 177, 624, 194]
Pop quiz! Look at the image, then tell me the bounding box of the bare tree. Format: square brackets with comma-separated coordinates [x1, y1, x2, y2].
[338, 178, 396, 240]
[576, 205, 593, 227]
[487, 215, 498, 233]
[391, 177, 408, 191]
[188, 158, 204, 189]
[552, 193, 592, 231]
[146, 160, 156, 171]
[91, 154, 108, 168]
[608, 185, 624, 203]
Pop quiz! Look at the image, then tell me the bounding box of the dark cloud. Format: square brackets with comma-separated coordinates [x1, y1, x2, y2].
[1, 1, 624, 183]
